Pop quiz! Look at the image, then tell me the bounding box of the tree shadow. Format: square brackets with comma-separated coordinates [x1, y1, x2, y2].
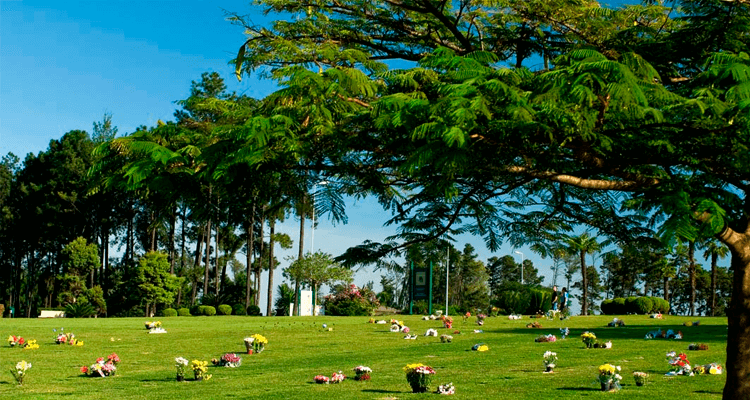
[556, 387, 602, 391]
[361, 389, 403, 394]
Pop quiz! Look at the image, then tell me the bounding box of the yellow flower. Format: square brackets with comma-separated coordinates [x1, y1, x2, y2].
[599, 364, 616, 375]
[403, 363, 424, 373]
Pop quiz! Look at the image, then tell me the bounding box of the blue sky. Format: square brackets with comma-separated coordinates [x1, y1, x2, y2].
[2, 1, 656, 313]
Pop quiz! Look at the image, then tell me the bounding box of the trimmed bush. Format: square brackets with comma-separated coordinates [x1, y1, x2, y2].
[625, 296, 638, 313]
[600, 299, 614, 315]
[200, 305, 217, 316]
[190, 305, 201, 316]
[217, 304, 232, 315]
[177, 307, 191, 316]
[247, 305, 262, 316]
[496, 290, 530, 315]
[232, 304, 247, 315]
[649, 297, 661, 313]
[634, 297, 653, 314]
[525, 288, 551, 315]
[613, 298, 627, 314]
[162, 308, 178, 317]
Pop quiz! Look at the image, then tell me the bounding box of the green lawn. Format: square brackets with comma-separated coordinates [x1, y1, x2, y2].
[0, 314, 726, 399]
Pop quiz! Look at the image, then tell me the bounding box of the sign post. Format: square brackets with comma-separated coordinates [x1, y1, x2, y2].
[410, 262, 433, 315]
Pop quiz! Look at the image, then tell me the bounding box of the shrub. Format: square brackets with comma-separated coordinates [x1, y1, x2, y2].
[613, 298, 627, 314]
[217, 304, 232, 315]
[190, 305, 201, 316]
[634, 297, 653, 314]
[495, 290, 530, 315]
[65, 302, 97, 318]
[325, 284, 380, 316]
[200, 305, 217, 316]
[247, 305, 262, 316]
[162, 308, 178, 317]
[656, 298, 670, 313]
[625, 296, 639, 314]
[232, 304, 247, 315]
[177, 307, 191, 316]
[525, 288, 551, 314]
[600, 299, 614, 315]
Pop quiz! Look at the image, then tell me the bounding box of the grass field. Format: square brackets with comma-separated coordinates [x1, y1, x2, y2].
[0, 314, 726, 399]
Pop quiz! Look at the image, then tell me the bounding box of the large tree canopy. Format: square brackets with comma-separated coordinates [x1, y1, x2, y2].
[231, 1, 750, 397]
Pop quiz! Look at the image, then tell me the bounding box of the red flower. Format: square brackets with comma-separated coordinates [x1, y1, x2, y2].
[96, 357, 104, 363]
[81, 366, 89, 373]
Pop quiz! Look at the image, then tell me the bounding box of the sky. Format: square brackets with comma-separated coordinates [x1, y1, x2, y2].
[1, 0, 696, 314]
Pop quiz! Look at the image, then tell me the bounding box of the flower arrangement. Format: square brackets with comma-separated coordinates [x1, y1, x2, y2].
[607, 318, 625, 327]
[440, 334, 453, 343]
[471, 343, 489, 351]
[441, 315, 453, 329]
[81, 353, 119, 377]
[688, 343, 709, 350]
[526, 321, 542, 329]
[535, 334, 557, 343]
[212, 353, 241, 368]
[543, 351, 557, 372]
[246, 334, 267, 353]
[593, 340, 612, 349]
[581, 331, 597, 348]
[389, 324, 401, 332]
[8, 335, 25, 347]
[401, 326, 410, 333]
[404, 363, 436, 393]
[666, 351, 693, 376]
[559, 327, 569, 339]
[330, 371, 346, 383]
[175, 357, 189, 381]
[693, 363, 723, 375]
[353, 365, 372, 381]
[425, 328, 438, 337]
[597, 364, 622, 391]
[10, 360, 31, 385]
[145, 321, 162, 329]
[55, 331, 83, 346]
[436, 382, 455, 395]
[651, 312, 663, 319]
[633, 371, 648, 386]
[190, 360, 212, 381]
[314, 375, 329, 384]
[23, 339, 39, 350]
[476, 314, 486, 326]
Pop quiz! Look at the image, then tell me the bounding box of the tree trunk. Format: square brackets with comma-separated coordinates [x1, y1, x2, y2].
[711, 253, 718, 317]
[169, 206, 176, 274]
[245, 201, 255, 309]
[215, 220, 220, 297]
[255, 211, 265, 306]
[203, 219, 211, 301]
[723, 234, 750, 400]
[580, 250, 588, 316]
[663, 277, 670, 305]
[193, 224, 204, 304]
[266, 219, 276, 317]
[150, 211, 157, 252]
[689, 240, 696, 316]
[294, 200, 306, 316]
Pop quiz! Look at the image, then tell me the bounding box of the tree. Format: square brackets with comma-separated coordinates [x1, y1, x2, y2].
[228, 1, 750, 396]
[284, 252, 353, 312]
[701, 239, 729, 317]
[563, 233, 600, 316]
[135, 251, 182, 317]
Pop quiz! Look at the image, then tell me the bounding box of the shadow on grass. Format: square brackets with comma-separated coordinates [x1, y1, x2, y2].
[556, 387, 602, 391]
[140, 377, 182, 383]
[493, 324, 728, 341]
[361, 389, 403, 394]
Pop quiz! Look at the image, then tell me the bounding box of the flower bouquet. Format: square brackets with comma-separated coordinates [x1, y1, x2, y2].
[440, 334, 453, 343]
[425, 328, 438, 337]
[55, 331, 83, 346]
[145, 321, 162, 330]
[190, 360, 212, 381]
[404, 363, 436, 393]
[693, 363, 723, 375]
[436, 382, 455, 395]
[8, 335, 25, 347]
[535, 334, 557, 343]
[471, 343, 489, 351]
[441, 315, 453, 329]
[353, 365, 372, 381]
[212, 353, 242, 368]
[476, 314, 486, 326]
[526, 321, 542, 329]
[246, 334, 267, 353]
[560, 327, 569, 339]
[593, 340, 612, 349]
[597, 364, 622, 391]
[389, 324, 401, 332]
[581, 331, 597, 348]
[314, 375, 329, 384]
[688, 343, 709, 350]
[10, 360, 31, 385]
[175, 357, 188, 381]
[666, 351, 693, 376]
[330, 371, 346, 383]
[633, 371, 648, 386]
[81, 353, 119, 377]
[543, 351, 557, 373]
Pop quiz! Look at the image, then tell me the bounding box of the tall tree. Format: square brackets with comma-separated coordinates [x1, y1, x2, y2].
[563, 233, 600, 316]
[701, 239, 730, 317]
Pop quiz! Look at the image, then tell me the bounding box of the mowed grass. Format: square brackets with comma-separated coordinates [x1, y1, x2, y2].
[0, 314, 726, 399]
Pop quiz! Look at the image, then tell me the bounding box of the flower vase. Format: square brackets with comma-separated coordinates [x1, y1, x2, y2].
[176, 375, 184, 382]
[247, 349, 253, 355]
[195, 376, 203, 382]
[245, 341, 253, 354]
[545, 366, 554, 373]
[600, 380, 615, 391]
[409, 382, 428, 393]
[635, 381, 644, 387]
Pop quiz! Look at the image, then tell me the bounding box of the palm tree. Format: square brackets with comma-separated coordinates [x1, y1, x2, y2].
[701, 239, 729, 316]
[564, 233, 601, 315]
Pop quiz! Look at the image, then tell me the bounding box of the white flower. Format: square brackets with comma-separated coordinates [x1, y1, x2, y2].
[175, 357, 188, 366]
